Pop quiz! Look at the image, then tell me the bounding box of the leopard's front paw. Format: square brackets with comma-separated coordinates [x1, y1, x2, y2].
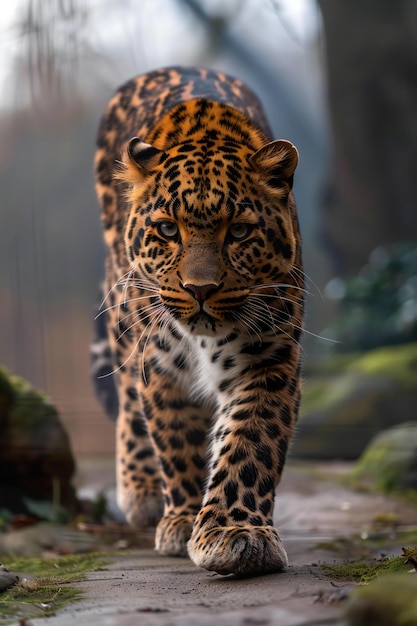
[188, 525, 288, 576]
[155, 514, 195, 557]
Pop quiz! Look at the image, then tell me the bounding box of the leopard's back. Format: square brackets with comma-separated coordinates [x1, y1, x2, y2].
[96, 66, 271, 170]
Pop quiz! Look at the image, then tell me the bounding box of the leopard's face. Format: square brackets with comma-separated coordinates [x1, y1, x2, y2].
[122, 135, 298, 336]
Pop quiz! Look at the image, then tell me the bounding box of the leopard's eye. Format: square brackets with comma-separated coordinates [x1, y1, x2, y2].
[228, 222, 252, 241]
[157, 221, 179, 239]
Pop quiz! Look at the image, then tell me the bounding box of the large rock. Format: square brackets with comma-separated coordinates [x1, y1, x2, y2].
[0, 367, 76, 516]
[293, 343, 417, 460]
[351, 422, 417, 493]
[344, 574, 417, 626]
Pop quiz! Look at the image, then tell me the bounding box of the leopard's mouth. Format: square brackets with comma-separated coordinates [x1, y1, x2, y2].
[163, 301, 236, 336]
[189, 311, 217, 329]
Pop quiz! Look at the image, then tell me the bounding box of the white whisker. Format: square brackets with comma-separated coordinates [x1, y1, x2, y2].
[289, 266, 324, 302]
[232, 310, 263, 344]
[141, 308, 167, 385]
[99, 269, 136, 309]
[121, 267, 134, 305]
[98, 299, 165, 379]
[254, 282, 311, 297]
[244, 299, 277, 333]
[116, 303, 163, 339]
[251, 291, 303, 309]
[248, 295, 338, 345]
[95, 294, 158, 320]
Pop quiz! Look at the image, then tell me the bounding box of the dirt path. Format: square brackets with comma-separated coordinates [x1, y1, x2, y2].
[28, 463, 417, 626]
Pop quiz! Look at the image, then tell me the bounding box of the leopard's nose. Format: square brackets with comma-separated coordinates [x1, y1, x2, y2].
[183, 283, 218, 304]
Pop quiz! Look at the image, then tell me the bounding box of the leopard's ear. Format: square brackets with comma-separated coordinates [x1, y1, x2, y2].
[126, 137, 167, 172]
[249, 139, 298, 190]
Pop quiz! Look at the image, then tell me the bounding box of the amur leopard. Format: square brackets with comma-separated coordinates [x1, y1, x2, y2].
[93, 66, 303, 577]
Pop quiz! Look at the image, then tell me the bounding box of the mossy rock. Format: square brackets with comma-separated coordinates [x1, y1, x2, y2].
[351, 422, 417, 494]
[294, 343, 417, 460]
[344, 574, 417, 626]
[0, 367, 76, 516]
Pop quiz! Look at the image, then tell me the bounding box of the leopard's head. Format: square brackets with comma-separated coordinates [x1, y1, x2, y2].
[119, 132, 299, 337]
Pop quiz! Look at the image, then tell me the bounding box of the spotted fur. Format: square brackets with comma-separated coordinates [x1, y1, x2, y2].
[93, 66, 303, 576]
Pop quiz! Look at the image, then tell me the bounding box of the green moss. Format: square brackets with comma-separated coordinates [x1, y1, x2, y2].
[348, 343, 417, 390]
[301, 373, 360, 414]
[349, 422, 417, 502]
[3, 553, 107, 579]
[0, 553, 107, 624]
[371, 512, 400, 527]
[322, 553, 413, 583]
[301, 343, 417, 415]
[0, 368, 14, 399]
[304, 352, 360, 375]
[300, 378, 330, 412]
[296, 343, 417, 460]
[352, 441, 397, 492]
[1, 583, 81, 621]
[1, 366, 62, 433]
[301, 353, 361, 413]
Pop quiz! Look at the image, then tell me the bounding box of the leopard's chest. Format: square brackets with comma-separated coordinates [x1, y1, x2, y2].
[152, 329, 246, 406]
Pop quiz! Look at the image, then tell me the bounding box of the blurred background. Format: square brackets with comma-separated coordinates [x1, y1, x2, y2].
[1, 0, 416, 509]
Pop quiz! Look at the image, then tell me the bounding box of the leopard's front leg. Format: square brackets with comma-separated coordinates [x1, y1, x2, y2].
[140, 366, 212, 558]
[188, 343, 301, 576]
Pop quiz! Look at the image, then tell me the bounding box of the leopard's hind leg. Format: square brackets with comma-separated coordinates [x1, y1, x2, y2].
[92, 276, 163, 527]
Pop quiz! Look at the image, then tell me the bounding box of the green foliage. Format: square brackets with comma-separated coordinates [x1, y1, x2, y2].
[23, 497, 70, 524]
[92, 491, 108, 523]
[0, 512, 11, 533]
[324, 242, 417, 352]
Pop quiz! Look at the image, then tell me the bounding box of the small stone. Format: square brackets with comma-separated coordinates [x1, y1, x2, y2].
[0, 563, 19, 591]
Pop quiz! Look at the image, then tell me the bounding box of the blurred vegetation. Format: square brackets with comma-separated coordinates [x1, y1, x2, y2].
[324, 242, 417, 352]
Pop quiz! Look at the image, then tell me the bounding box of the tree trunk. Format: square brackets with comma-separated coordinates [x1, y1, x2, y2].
[318, 0, 417, 274]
